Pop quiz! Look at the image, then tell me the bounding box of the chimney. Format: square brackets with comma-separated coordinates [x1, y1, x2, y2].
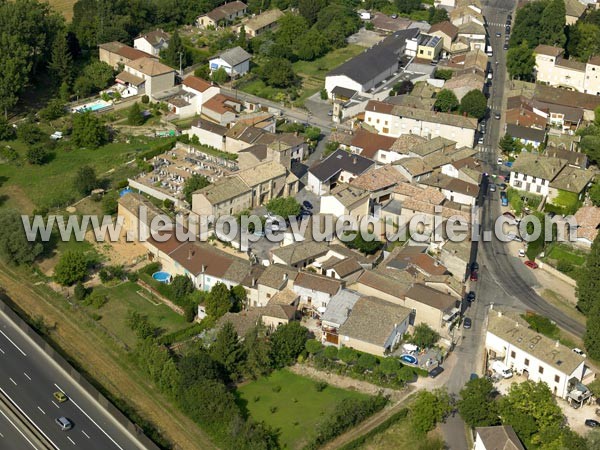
[252, 277, 256, 287]
[283, 272, 288, 281]
[555, 340, 560, 348]
[188, 248, 194, 259]
[353, 155, 357, 165]
[201, 264, 206, 273]
[515, 321, 519, 327]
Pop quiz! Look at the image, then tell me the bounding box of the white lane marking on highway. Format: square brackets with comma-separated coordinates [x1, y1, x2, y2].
[82, 430, 91, 439]
[67, 436, 76, 445]
[0, 406, 37, 449]
[52, 401, 60, 409]
[37, 406, 45, 415]
[0, 347, 4, 354]
[0, 387, 60, 449]
[23, 372, 31, 381]
[9, 378, 16, 386]
[55, 384, 124, 450]
[0, 330, 27, 356]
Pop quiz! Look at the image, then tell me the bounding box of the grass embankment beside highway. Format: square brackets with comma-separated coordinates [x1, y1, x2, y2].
[0, 262, 216, 450]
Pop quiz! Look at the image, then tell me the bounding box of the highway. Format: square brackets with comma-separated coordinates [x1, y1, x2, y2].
[0, 308, 147, 450]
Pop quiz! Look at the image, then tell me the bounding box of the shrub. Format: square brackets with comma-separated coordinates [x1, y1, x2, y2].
[306, 339, 323, 355]
[141, 95, 150, 104]
[320, 88, 328, 100]
[315, 381, 328, 392]
[272, 385, 282, 393]
[324, 345, 338, 359]
[88, 291, 108, 309]
[74, 282, 88, 301]
[127, 271, 139, 282]
[141, 262, 161, 275]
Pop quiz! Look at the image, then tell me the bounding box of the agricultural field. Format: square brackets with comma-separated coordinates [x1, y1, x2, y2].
[237, 369, 371, 450]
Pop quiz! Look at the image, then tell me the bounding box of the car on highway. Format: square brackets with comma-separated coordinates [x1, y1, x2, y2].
[428, 366, 444, 378]
[53, 391, 68, 403]
[302, 200, 313, 210]
[463, 317, 472, 329]
[470, 270, 478, 281]
[585, 419, 600, 428]
[467, 291, 476, 302]
[55, 416, 73, 431]
[524, 260, 539, 269]
[573, 348, 586, 357]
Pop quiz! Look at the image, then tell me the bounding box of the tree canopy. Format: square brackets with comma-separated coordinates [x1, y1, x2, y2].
[410, 323, 440, 348]
[72, 111, 109, 149]
[0, 210, 44, 265]
[127, 102, 145, 126]
[73, 165, 99, 195]
[410, 389, 452, 435]
[54, 250, 90, 285]
[266, 197, 301, 218]
[205, 282, 233, 319]
[506, 41, 535, 80]
[458, 378, 500, 427]
[460, 90, 488, 120]
[434, 89, 459, 112]
[269, 321, 308, 368]
[183, 174, 210, 204]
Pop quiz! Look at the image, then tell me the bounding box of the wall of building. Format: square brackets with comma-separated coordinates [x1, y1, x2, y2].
[338, 337, 387, 356]
[509, 171, 550, 196]
[187, 126, 225, 151]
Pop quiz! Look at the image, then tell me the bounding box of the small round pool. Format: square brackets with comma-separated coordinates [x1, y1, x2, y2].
[119, 187, 132, 197]
[152, 271, 171, 283]
[400, 354, 418, 365]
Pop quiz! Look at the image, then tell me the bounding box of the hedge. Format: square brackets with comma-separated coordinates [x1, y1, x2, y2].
[136, 138, 176, 161]
[157, 322, 209, 345]
[338, 407, 410, 450]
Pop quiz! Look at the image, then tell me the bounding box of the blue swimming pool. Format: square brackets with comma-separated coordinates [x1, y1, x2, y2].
[119, 188, 132, 197]
[400, 354, 418, 365]
[72, 100, 111, 113]
[152, 271, 172, 283]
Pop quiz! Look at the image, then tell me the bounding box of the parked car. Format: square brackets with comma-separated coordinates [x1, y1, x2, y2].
[494, 112, 501, 119]
[518, 249, 525, 257]
[491, 360, 513, 378]
[53, 391, 68, 403]
[503, 43, 509, 50]
[467, 291, 476, 302]
[507, 13, 512, 20]
[470, 262, 479, 271]
[302, 200, 313, 210]
[478, 137, 484, 145]
[489, 183, 496, 192]
[463, 317, 472, 329]
[498, 183, 507, 190]
[470, 270, 478, 281]
[327, 110, 333, 116]
[585, 419, 600, 428]
[429, 366, 444, 378]
[495, 32, 502, 37]
[524, 260, 539, 269]
[470, 373, 479, 381]
[573, 348, 586, 357]
[505, 25, 511, 33]
[55, 417, 73, 431]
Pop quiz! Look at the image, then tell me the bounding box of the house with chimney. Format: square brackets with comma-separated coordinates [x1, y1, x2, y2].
[307, 149, 374, 195]
[134, 29, 170, 57]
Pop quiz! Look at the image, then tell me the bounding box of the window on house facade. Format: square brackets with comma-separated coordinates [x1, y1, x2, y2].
[510, 351, 516, 358]
[539, 366, 544, 374]
[554, 375, 560, 383]
[267, 293, 271, 298]
[524, 358, 529, 366]
[307, 296, 312, 303]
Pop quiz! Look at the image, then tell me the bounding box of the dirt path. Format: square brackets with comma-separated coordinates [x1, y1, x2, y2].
[0, 262, 216, 450]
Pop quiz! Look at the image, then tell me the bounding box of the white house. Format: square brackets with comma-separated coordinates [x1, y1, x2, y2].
[209, 46, 251, 77]
[319, 184, 370, 221]
[364, 100, 477, 149]
[307, 149, 374, 196]
[134, 29, 170, 57]
[474, 426, 525, 450]
[486, 309, 587, 399]
[508, 152, 567, 197]
[506, 124, 546, 150]
[167, 76, 220, 118]
[292, 272, 342, 315]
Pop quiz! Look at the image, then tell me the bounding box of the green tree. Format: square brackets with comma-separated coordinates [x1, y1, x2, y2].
[576, 231, 600, 315]
[589, 182, 600, 206]
[49, 32, 73, 85]
[0, 210, 44, 265]
[567, 22, 600, 62]
[54, 250, 89, 285]
[230, 285, 247, 312]
[39, 98, 66, 121]
[507, 41, 535, 80]
[428, 7, 449, 24]
[394, 0, 422, 14]
[183, 174, 210, 204]
[160, 30, 188, 70]
[259, 58, 298, 88]
[26, 145, 49, 165]
[303, 126, 321, 141]
[205, 282, 232, 318]
[194, 65, 210, 80]
[73, 165, 99, 195]
[211, 322, 245, 379]
[434, 89, 459, 112]
[171, 275, 195, 302]
[509, 0, 547, 48]
[296, 28, 328, 61]
[338, 346, 358, 364]
[266, 197, 301, 217]
[458, 377, 500, 427]
[299, 0, 325, 25]
[344, 233, 383, 255]
[17, 122, 45, 144]
[211, 67, 229, 84]
[539, 0, 566, 47]
[434, 69, 453, 81]
[269, 321, 308, 368]
[410, 389, 452, 435]
[276, 14, 309, 48]
[305, 339, 323, 354]
[0, 116, 16, 140]
[178, 348, 225, 388]
[357, 353, 378, 371]
[0, 34, 30, 117]
[460, 89, 488, 120]
[73, 61, 114, 98]
[499, 133, 519, 154]
[72, 111, 108, 149]
[127, 102, 144, 126]
[102, 191, 119, 214]
[243, 325, 272, 379]
[411, 323, 440, 348]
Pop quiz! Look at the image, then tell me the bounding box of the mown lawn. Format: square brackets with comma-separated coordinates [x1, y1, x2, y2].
[545, 243, 586, 266]
[0, 137, 168, 212]
[237, 369, 371, 450]
[90, 281, 190, 348]
[292, 45, 364, 78]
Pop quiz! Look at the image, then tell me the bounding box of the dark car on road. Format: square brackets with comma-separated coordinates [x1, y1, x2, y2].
[585, 419, 600, 428]
[467, 291, 476, 302]
[302, 200, 313, 210]
[463, 317, 472, 329]
[470, 262, 479, 271]
[429, 366, 444, 378]
[470, 270, 478, 281]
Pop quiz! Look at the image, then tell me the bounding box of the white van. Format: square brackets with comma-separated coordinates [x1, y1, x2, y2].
[491, 360, 513, 378]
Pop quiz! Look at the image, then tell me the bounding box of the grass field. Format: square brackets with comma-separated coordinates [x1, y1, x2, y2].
[237, 369, 371, 450]
[48, 0, 76, 21]
[0, 137, 168, 212]
[91, 281, 190, 348]
[358, 418, 444, 450]
[545, 244, 586, 267]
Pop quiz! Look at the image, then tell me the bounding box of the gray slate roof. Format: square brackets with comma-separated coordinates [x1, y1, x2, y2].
[309, 149, 374, 182]
[327, 28, 420, 85]
[321, 289, 362, 326]
[506, 124, 546, 143]
[213, 46, 251, 67]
